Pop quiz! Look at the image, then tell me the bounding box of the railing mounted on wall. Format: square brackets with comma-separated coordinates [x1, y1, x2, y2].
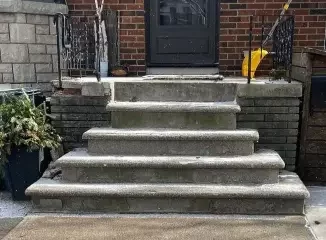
[53, 10, 119, 88]
[247, 15, 295, 84]
[272, 15, 295, 82]
[54, 13, 96, 89]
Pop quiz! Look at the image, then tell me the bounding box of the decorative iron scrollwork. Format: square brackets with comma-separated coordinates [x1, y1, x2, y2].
[54, 13, 96, 88]
[272, 16, 295, 81]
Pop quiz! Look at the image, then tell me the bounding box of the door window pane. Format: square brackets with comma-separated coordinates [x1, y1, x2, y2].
[160, 0, 207, 25]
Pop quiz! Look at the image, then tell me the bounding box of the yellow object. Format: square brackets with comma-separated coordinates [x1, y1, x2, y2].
[242, 48, 269, 79]
[284, 3, 290, 10]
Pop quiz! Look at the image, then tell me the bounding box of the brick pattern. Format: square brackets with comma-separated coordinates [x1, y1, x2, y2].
[67, 0, 326, 76]
[220, 0, 326, 76]
[51, 94, 111, 152]
[237, 97, 301, 171]
[0, 13, 58, 94]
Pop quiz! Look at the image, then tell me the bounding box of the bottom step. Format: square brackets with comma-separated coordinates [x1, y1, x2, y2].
[26, 172, 309, 215]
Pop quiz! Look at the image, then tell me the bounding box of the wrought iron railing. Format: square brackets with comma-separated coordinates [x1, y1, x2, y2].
[54, 10, 119, 88]
[247, 15, 295, 84]
[272, 16, 295, 80]
[54, 13, 96, 88]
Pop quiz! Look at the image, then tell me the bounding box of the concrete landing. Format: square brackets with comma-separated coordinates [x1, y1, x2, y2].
[2, 215, 315, 240]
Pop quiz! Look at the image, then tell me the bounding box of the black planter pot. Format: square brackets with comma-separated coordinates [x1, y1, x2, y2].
[0, 171, 5, 191]
[4, 147, 41, 201]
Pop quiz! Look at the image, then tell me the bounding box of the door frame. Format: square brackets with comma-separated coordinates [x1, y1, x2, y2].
[144, 0, 220, 67]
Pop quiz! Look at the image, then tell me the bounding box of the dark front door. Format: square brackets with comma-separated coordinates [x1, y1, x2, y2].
[145, 0, 219, 67]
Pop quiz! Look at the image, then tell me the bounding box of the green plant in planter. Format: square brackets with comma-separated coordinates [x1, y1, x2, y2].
[0, 94, 61, 199]
[0, 95, 61, 165]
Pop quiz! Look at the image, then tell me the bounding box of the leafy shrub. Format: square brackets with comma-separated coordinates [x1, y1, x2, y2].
[0, 95, 61, 167]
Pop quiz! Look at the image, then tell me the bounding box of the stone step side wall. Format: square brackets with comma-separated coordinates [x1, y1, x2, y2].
[238, 98, 301, 171]
[51, 94, 111, 152]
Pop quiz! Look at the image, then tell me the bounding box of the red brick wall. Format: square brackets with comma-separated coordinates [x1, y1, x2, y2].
[67, 0, 326, 76]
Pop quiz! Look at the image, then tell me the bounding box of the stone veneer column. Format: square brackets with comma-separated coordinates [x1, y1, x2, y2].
[0, 0, 68, 94]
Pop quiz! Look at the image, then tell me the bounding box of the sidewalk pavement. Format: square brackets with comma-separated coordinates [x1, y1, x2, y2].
[305, 186, 326, 240]
[0, 192, 31, 240]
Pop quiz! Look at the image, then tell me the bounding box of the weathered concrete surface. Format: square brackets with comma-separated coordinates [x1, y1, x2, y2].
[25, 172, 308, 215]
[109, 101, 240, 129]
[111, 111, 237, 130]
[51, 77, 302, 100]
[0, 218, 23, 240]
[25, 172, 310, 200]
[0, 192, 30, 240]
[306, 208, 326, 240]
[62, 167, 280, 185]
[56, 149, 284, 169]
[237, 81, 302, 98]
[306, 186, 326, 240]
[82, 128, 259, 141]
[2, 215, 315, 240]
[83, 128, 258, 156]
[0, 192, 31, 218]
[57, 149, 284, 184]
[113, 81, 237, 102]
[107, 101, 241, 113]
[87, 139, 255, 156]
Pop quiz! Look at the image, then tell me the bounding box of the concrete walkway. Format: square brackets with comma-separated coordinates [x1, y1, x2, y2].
[306, 186, 326, 240]
[0, 218, 22, 239]
[0, 192, 32, 218]
[1, 215, 315, 240]
[0, 192, 31, 240]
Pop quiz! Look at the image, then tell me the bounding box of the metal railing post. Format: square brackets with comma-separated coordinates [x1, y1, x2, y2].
[248, 15, 253, 84]
[261, 15, 265, 59]
[288, 15, 295, 83]
[54, 13, 63, 89]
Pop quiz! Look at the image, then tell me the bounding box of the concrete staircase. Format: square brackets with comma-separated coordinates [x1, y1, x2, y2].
[26, 80, 309, 215]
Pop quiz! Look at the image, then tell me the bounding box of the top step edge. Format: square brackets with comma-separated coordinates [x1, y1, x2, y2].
[82, 128, 259, 141]
[106, 101, 241, 113]
[55, 149, 285, 169]
[114, 79, 237, 84]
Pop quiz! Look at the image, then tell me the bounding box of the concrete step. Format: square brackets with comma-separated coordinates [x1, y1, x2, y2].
[108, 101, 240, 129]
[26, 171, 309, 215]
[82, 128, 259, 156]
[113, 80, 237, 102]
[56, 149, 284, 184]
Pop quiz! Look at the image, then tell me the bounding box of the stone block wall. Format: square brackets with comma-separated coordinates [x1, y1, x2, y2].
[237, 98, 300, 171]
[0, 0, 67, 94]
[51, 93, 111, 152]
